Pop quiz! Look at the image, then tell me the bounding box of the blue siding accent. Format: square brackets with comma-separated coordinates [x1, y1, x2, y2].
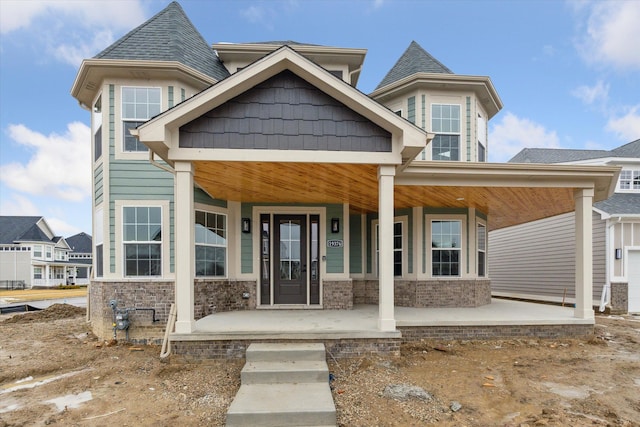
[365, 213, 376, 274]
[194, 188, 227, 207]
[325, 204, 343, 274]
[407, 96, 416, 124]
[421, 95, 426, 130]
[108, 85, 115, 273]
[466, 96, 471, 162]
[168, 86, 174, 108]
[240, 203, 253, 274]
[94, 164, 104, 205]
[349, 214, 362, 274]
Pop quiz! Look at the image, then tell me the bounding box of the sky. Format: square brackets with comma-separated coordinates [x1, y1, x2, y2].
[0, 0, 639, 238]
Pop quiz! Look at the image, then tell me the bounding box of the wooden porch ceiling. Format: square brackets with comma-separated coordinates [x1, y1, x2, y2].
[193, 161, 582, 231]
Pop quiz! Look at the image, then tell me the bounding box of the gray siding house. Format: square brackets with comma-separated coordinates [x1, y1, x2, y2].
[490, 140, 640, 314]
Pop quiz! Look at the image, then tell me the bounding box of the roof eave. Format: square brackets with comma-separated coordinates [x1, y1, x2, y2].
[370, 73, 503, 118]
[71, 59, 218, 109]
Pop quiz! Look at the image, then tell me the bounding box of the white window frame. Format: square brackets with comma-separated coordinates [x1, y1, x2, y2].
[33, 244, 42, 259]
[195, 208, 228, 278]
[431, 103, 461, 161]
[618, 169, 640, 192]
[115, 200, 170, 278]
[118, 86, 162, 159]
[33, 266, 43, 280]
[372, 216, 408, 278]
[427, 214, 467, 278]
[45, 246, 52, 260]
[477, 222, 487, 277]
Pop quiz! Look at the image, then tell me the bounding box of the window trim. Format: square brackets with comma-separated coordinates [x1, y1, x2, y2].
[427, 214, 467, 278]
[618, 169, 640, 193]
[372, 216, 408, 278]
[115, 200, 170, 278]
[431, 103, 461, 161]
[195, 208, 228, 278]
[477, 222, 487, 277]
[117, 86, 162, 160]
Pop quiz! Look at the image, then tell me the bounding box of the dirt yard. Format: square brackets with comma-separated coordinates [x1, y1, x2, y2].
[0, 304, 638, 426]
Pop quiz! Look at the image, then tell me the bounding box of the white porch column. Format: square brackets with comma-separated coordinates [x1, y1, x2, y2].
[174, 161, 195, 333]
[574, 188, 594, 319]
[378, 165, 396, 331]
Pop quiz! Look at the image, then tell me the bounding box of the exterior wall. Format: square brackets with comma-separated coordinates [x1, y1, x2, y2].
[88, 280, 174, 344]
[353, 279, 491, 307]
[0, 250, 32, 287]
[322, 280, 353, 309]
[610, 282, 628, 314]
[398, 323, 593, 341]
[611, 221, 640, 277]
[194, 279, 256, 318]
[489, 211, 605, 304]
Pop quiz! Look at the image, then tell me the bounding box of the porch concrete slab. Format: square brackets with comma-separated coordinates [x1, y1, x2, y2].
[172, 299, 592, 341]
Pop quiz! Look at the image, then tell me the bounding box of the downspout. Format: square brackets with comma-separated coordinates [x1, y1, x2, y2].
[149, 150, 175, 175]
[348, 67, 362, 86]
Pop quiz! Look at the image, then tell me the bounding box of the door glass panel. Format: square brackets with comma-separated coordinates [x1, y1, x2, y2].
[279, 220, 301, 281]
[311, 220, 318, 281]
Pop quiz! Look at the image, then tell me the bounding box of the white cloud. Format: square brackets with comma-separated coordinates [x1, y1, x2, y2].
[1, 0, 147, 66]
[576, 1, 640, 70]
[571, 80, 609, 106]
[489, 112, 561, 162]
[0, 192, 39, 216]
[606, 106, 640, 141]
[0, 122, 91, 202]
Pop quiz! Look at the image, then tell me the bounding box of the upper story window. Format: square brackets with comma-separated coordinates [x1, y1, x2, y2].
[195, 210, 227, 277]
[432, 104, 460, 161]
[123, 206, 162, 276]
[618, 169, 640, 192]
[54, 249, 66, 261]
[477, 112, 487, 162]
[33, 245, 42, 258]
[93, 95, 102, 161]
[45, 246, 52, 260]
[122, 87, 161, 152]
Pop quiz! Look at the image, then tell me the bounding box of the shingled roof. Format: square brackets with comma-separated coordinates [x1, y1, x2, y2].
[95, 1, 229, 81]
[66, 232, 93, 254]
[595, 193, 640, 216]
[375, 41, 453, 91]
[510, 139, 640, 163]
[0, 216, 51, 244]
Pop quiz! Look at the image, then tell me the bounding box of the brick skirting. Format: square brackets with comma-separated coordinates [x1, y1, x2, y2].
[353, 279, 491, 307]
[398, 323, 594, 341]
[609, 282, 628, 314]
[194, 279, 257, 318]
[322, 280, 353, 309]
[171, 338, 400, 361]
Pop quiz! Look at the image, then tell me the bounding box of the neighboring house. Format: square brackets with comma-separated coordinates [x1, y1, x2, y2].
[0, 216, 86, 288]
[490, 140, 640, 314]
[66, 232, 93, 285]
[71, 1, 618, 349]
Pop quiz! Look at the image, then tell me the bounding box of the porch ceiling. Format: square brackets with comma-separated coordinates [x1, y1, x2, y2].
[193, 160, 617, 231]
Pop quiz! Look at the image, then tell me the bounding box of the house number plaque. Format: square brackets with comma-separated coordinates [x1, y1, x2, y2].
[327, 239, 344, 248]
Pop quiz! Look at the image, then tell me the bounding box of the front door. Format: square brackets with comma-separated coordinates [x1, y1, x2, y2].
[274, 215, 307, 304]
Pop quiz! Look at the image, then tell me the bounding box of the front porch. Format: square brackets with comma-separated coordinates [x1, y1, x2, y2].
[169, 299, 594, 360]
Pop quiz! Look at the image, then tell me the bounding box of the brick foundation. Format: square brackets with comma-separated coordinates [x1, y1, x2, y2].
[194, 279, 257, 318]
[609, 282, 628, 314]
[398, 323, 594, 341]
[322, 280, 353, 309]
[171, 338, 400, 361]
[353, 279, 491, 307]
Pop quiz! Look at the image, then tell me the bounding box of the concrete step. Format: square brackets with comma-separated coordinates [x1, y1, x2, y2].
[246, 342, 326, 362]
[225, 382, 336, 427]
[241, 360, 329, 384]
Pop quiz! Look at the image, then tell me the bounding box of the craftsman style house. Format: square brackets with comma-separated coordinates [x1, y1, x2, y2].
[0, 216, 84, 288]
[72, 1, 618, 351]
[490, 140, 640, 314]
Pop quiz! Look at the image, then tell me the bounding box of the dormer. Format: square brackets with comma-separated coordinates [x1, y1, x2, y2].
[213, 41, 367, 86]
[370, 41, 502, 162]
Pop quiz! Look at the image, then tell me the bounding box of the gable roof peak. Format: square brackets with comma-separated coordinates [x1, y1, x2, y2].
[94, 1, 229, 81]
[375, 40, 453, 91]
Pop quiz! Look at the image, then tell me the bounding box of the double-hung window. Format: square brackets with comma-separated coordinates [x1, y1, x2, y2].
[432, 104, 460, 161]
[431, 220, 461, 276]
[123, 206, 162, 276]
[619, 170, 640, 191]
[375, 221, 403, 277]
[122, 87, 161, 152]
[195, 211, 227, 277]
[477, 223, 486, 277]
[33, 245, 42, 259]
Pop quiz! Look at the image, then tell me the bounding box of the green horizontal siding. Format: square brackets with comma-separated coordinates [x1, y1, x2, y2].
[94, 164, 104, 205]
[349, 214, 362, 274]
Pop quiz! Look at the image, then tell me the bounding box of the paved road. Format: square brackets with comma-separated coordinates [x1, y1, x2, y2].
[0, 289, 87, 310]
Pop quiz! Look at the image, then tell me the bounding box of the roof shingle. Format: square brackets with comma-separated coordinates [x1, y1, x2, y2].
[375, 41, 453, 91]
[95, 1, 229, 81]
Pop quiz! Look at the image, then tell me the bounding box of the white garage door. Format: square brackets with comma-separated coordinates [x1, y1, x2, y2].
[629, 251, 640, 313]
